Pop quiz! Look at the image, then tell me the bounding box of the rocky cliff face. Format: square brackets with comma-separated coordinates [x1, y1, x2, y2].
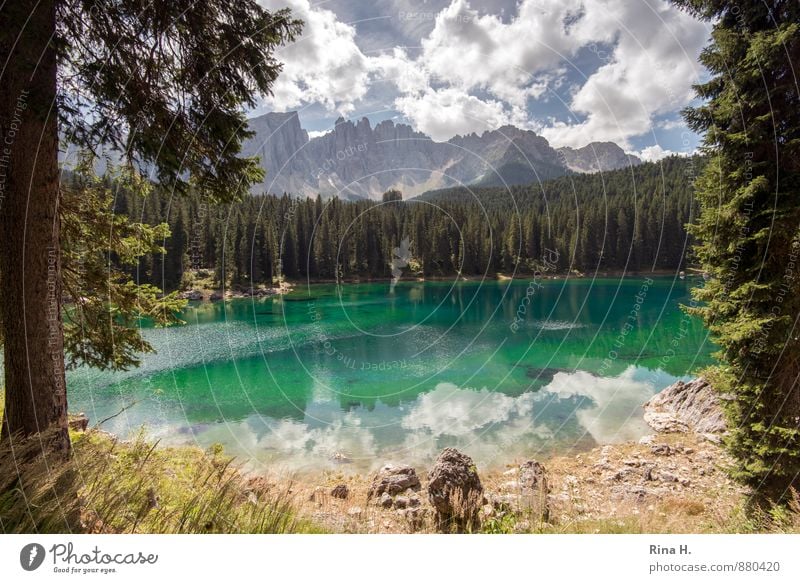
[242, 112, 642, 198]
[557, 142, 642, 174]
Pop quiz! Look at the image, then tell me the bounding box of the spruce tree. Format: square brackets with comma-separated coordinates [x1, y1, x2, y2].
[674, 0, 800, 502]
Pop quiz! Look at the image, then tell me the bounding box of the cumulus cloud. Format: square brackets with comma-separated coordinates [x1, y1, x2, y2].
[383, 0, 707, 145]
[541, 0, 708, 147]
[259, 0, 371, 115]
[307, 130, 332, 140]
[259, 0, 709, 153]
[633, 144, 678, 162]
[394, 88, 515, 141]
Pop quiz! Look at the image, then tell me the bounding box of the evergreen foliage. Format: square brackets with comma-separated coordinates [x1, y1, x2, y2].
[60, 162, 187, 372]
[673, 0, 800, 502]
[115, 156, 699, 288]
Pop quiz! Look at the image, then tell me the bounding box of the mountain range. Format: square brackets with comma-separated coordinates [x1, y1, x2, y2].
[242, 111, 642, 199]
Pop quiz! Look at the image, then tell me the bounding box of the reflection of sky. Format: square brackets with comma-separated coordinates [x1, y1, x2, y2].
[145, 366, 679, 474]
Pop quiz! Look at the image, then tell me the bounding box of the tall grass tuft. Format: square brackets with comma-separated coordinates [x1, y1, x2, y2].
[0, 427, 321, 534]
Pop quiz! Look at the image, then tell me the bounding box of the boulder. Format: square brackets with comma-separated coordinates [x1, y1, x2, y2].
[179, 289, 204, 301]
[519, 460, 548, 492]
[331, 452, 352, 464]
[330, 484, 349, 499]
[644, 378, 727, 434]
[68, 412, 89, 432]
[427, 448, 483, 532]
[308, 487, 324, 502]
[517, 460, 550, 520]
[367, 464, 421, 499]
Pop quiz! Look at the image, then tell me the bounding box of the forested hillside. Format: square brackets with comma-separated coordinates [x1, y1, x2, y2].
[106, 155, 700, 289]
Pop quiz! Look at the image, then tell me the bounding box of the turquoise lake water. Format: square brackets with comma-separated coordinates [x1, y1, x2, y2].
[67, 276, 714, 472]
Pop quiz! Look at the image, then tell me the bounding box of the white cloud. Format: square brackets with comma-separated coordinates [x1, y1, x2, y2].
[657, 117, 687, 131]
[259, 0, 709, 146]
[633, 144, 677, 162]
[394, 88, 515, 141]
[259, 0, 371, 115]
[540, 0, 708, 147]
[307, 130, 332, 140]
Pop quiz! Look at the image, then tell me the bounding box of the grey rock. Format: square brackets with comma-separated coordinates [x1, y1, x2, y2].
[515, 460, 550, 520]
[644, 378, 727, 434]
[367, 464, 421, 499]
[378, 492, 393, 509]
[519, 460, 548, 492]
[330, 484, 349, 499]
[242, 112, 636, 199]
[427, 448, 483, 532]
[658, 471, 679, 483]
[557, 142, 641, 173]
[394, 496, 409, 509]
[179, 289, 204, 301]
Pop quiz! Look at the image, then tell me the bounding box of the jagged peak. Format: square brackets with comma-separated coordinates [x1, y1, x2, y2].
[249, 110, 300, 124]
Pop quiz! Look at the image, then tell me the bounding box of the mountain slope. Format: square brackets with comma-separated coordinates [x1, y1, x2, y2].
[242, 112, 641, 198]
[557, 142, 641, 173]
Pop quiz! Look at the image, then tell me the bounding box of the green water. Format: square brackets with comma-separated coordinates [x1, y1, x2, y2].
[68, 276, 714, 472]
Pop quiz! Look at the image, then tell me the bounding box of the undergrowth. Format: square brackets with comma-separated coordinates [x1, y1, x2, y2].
[0, 423, 322, 534]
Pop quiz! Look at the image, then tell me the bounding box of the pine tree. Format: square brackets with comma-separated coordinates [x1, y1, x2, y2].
[674, 0, 800, 503]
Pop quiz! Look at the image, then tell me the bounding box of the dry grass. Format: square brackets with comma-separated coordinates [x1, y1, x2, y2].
[0, 427, 322, 534]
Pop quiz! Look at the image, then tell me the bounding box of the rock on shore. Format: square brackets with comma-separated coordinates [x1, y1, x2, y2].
[643, 378, 727, 435]
[427, 448, 483, 531]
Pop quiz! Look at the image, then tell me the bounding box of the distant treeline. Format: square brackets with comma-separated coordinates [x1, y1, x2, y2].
[103, 155, 700, 290]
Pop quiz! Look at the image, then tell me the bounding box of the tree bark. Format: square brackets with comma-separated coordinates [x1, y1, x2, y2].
[0, 0, 69, 453]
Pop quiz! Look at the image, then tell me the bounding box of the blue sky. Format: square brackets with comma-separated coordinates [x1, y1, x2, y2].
[256, 0, 711, 160]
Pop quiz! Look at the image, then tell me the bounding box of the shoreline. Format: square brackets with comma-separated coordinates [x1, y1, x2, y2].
[56, 378, 763, 533]
[251, 379, 740, 533]
[276, 431, 741, 533]
[287, 268, 692, 286]
[181, 269, 697, 300]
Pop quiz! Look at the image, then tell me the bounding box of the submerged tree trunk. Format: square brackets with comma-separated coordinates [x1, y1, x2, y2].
[0, 0, 69, 453]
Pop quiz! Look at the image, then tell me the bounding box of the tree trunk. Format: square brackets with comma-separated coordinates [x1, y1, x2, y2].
[0, 0, 69, 454]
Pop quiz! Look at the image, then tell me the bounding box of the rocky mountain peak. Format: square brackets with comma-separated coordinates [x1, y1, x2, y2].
[242, 112, 642, 198]
[557, 142, 642, 173]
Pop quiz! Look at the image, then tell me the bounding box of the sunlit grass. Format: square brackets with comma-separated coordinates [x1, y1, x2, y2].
[0, 418, 323, 534]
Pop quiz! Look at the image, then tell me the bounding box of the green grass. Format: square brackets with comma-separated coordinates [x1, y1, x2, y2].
[0, 414, 323, 534]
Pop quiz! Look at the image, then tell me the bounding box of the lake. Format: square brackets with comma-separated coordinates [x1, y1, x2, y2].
[68, 276, 714, 473]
